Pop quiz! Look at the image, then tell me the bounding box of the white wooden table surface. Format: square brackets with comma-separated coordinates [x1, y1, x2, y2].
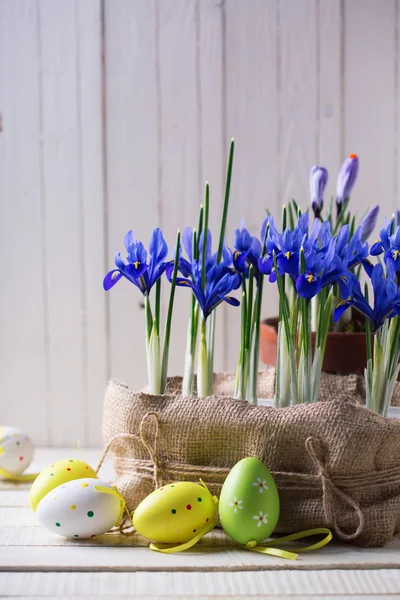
[1, 449, 400, 599]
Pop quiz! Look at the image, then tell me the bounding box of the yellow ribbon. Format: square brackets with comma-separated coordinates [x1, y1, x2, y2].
[149, 516, 219, 554]
[0, 466, 39, 482]
[244, 527, 333, 560]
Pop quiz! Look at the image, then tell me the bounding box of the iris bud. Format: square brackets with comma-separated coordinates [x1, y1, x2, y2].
[336, 154, 359, 214]
[309, 166, 328, 219]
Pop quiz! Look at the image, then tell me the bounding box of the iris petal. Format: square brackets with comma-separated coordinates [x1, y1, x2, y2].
[221, 295, 240, 307]
[233, 250, 249, 272]
[333, 299, 353, 322]
[182, 227, 193, 261]
[124, 230, 134, 250]
[149, 228, 168, 264]
[258, 255, 274, 275]
[103, 270, 122, 291]
[370, 241, 383, 256]
[296, 273, 322, 299]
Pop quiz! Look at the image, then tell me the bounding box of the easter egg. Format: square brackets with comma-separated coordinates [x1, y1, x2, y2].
[133, 482, 218, 543]
[36, 478, 123, 538]
[0, 426, 34, 479]
[29, 459, 97, 511]
[219, 457, 279, 545]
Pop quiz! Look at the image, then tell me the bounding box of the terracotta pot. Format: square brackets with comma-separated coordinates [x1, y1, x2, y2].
[260, 317, 372, 375]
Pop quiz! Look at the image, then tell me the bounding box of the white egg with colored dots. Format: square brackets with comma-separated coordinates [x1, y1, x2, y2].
[0, 426, 34, 479]
[36, 478, 124, 539]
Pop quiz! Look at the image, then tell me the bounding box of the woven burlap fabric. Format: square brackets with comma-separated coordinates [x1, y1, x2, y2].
[103, 379, 400, 547]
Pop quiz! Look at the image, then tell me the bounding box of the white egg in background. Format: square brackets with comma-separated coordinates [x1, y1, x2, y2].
[36, 478, 123, 538]
[0, 426, 34, 478]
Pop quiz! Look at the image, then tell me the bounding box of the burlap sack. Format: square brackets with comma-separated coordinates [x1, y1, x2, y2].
[103, 378, 400, 548]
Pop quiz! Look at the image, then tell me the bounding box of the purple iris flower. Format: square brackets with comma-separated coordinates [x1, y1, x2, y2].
[334, 264, 394, 329]
[336, 154, 359, 213]
[103, 228, 169, 294]
[310, 165, 328, 219]
[233, 225, 262, 277]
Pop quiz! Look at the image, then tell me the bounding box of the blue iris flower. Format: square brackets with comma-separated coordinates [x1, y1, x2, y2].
[233, 225, 262, 277]
[295, 238, 349, 300]
[259, 213, 310, 282]
[371, 222, 400, 274]
[103, 228, 169, 295]
[167, 253, 241, 319]
[334, 264, 394, 329]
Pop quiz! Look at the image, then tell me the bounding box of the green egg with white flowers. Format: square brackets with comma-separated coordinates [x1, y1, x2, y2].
[219, 457, 279, 545]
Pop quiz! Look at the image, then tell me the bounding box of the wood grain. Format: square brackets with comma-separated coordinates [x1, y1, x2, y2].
[156, 0, 202, 379]
[225, 0, 279, 370]
[38, 0, 86, 446]
[1, 571, 399, 598]
[76, 0, 107, 447]
[0, 0, 49, 444]
[104, 0, 159, 392]
[343, 0, 396, 223]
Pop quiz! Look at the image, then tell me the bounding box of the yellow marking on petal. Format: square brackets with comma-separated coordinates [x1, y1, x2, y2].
[0, 447, 4, 455]
[394, 250, 399, 260]
[234, 251, 240, 261]
[70, 504, 76, 510]
[285, 251, 291, 259]
[80, 483, 88, 488]
[336, 298, 352, 308]
[134, 261, 139, 269]
[307, 274, 314, 283]
[52, 495, 57, 500]
[179, 280, 191, 286]
[111, 271, 120, 280]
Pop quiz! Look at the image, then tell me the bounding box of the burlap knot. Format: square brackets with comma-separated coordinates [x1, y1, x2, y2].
[305, 437, 364, 541]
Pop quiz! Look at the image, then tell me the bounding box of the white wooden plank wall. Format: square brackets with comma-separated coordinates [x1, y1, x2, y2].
[0, 0, 398, 446]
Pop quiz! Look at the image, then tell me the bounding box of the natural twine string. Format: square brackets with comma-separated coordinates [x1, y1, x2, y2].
[97, 411, 365, 541]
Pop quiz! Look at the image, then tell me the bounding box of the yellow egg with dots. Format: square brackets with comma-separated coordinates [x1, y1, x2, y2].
[29, 459, 98, 511]
[132, 481, 218, 544]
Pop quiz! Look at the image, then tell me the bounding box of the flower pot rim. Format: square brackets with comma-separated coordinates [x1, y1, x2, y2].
[262, 316, 369, 338]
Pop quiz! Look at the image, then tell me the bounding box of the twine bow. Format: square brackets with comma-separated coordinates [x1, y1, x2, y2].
[305, 436, 364, 540]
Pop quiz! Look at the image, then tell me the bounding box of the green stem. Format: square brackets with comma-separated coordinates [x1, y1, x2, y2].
[197, 316, 210, 397]
[196, 207, 204, 261]
[161, 230, 181, 392]
[144, 294, 153, 345]
[202, 183, 209, 290]
[217, 139, 234, 263]
[235, 290, 247, 400]
[364, 284, 372, 364]
[207, 139, 235, 391]
[155, 278, 161, 337]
